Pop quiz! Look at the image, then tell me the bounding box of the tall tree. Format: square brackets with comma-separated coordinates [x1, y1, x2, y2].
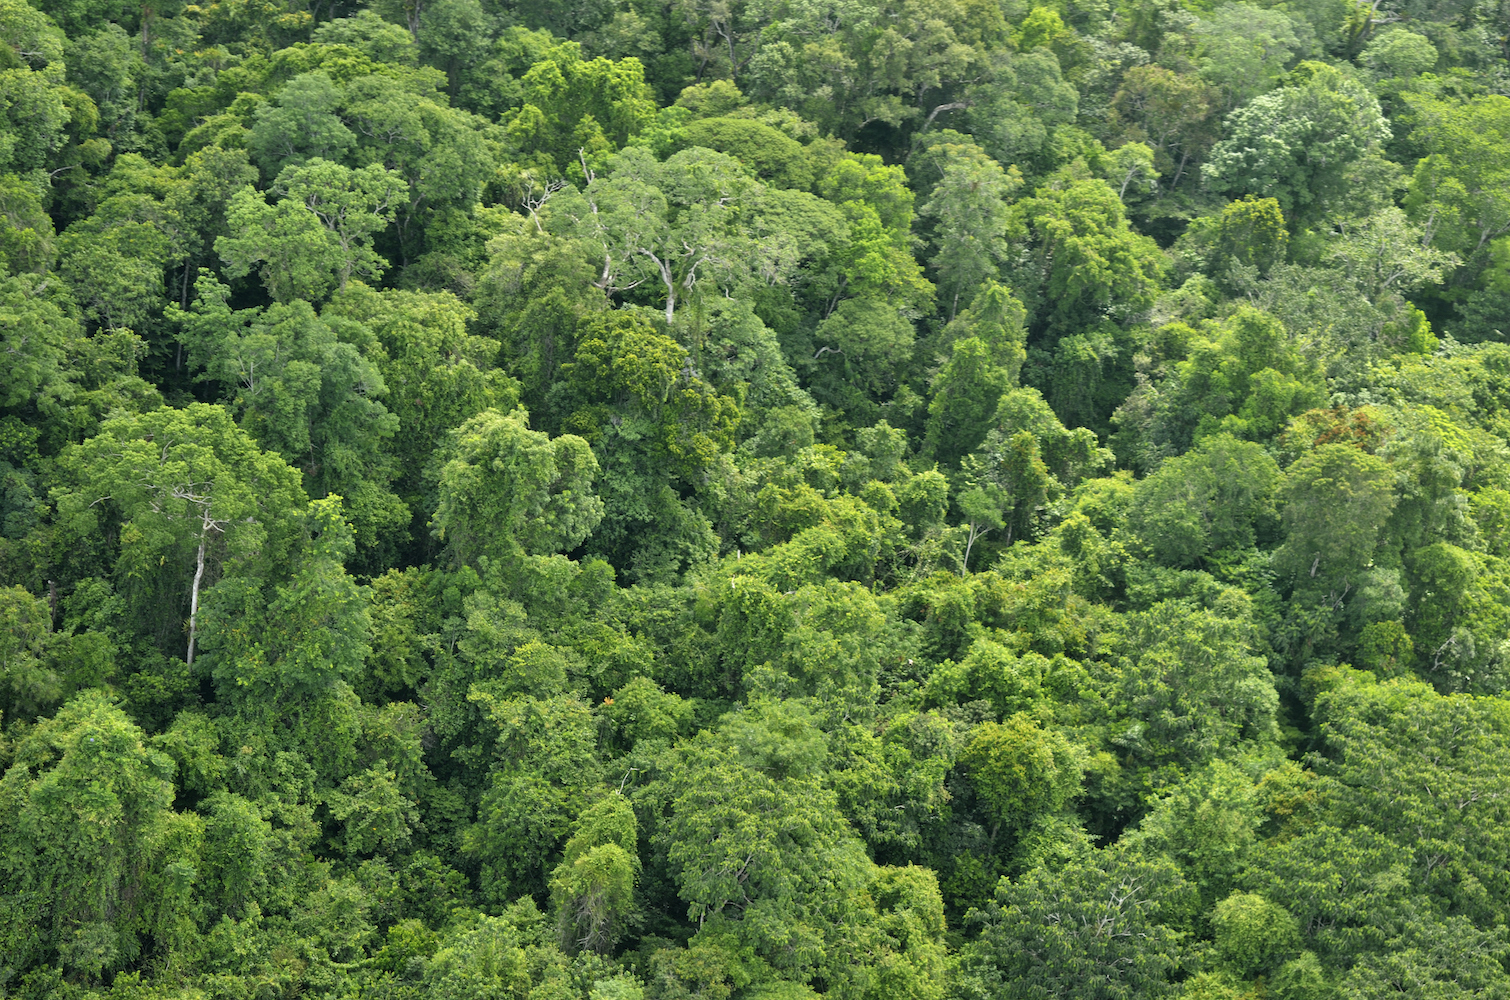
[51, 404, 307, 666]
[0, 691, 197, 979]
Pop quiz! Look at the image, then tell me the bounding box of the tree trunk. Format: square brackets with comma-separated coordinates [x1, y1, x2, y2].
[186, 518, 209, 666]
[655, 257, 676, 323]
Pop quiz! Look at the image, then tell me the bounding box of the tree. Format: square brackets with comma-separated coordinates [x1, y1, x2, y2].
[0, 274, 74, 411]
[1112, 65, 1217, 190]
[342, 72, 494, 254]
[432, 407, 604, 567]
[957, 430, 1053, 566]
[959, 714, 1083, 839]
[924, 337, 1012, 467]
[322, 283, 518, 542]
[200, 496, 372, 707]
[1211, 892, 1300, 977]
[967, 50, 1080, 176]
[1112, 601, 1278, 774]
[681, 116, 814, 189]
[173, 275, 400, 515]
[1129, 306, 1324, 455]
[217, 159, 407, 303]
[563, 311, 739, 480]
[1010, 178, 1166, 338]
[1311, 668, 1510, 925]
[463, 686, 603, 899]
[815, 152, 933, 315]
[1322, 207, 1457, 306]
[56, 213, 173, 334]
[1203, 64, 1391, 224]
[164, 147, 262, 310]
[650, 724, 876, 989]
[1192, 3, 1303, 111]
[1401, 94, 1510, 324]
[0, 173, 54, 275]
[1127, 434, 1281, 568]
[553, 145, 783, 322]
[958, 847, 1195, 1000]
[51, 404, 307, 666]
[1099, 142, 1159, 204]
[507, 41, 658, 174]
[1360, 29, 1438, 79]
[555, 311, 738, 581]
[942, 281, 1029, 382]
[742, 0, 995, 142]
[0, 585, 60, 721]
[550, 794, 640, 953]
[246, 71, 356, 176]
[0, 691, 197, 979]
[918, 138, 1022, 319]
[1274, 444, 1396, 596]
[1201, 196, 1290, 289]
[807, 297, 919, 417]
[0, 0, 75, 175]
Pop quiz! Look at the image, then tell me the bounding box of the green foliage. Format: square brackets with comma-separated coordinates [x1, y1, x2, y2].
[0, 585, 63, 721]
[551, 794, 639, 952]
[1129, 434, 1281, 567]
[1111, 601, 1278, 776]
[1203, 64, 1392, 224]
[433, 407, 604, 566]
[174, 275, 400, 506]
[960, 714, 1083, 836]
[50, 404, 308, 665]
[1274, 444, 1396, 594]
[1012, 177, 1166, 340]
[4, 1, 1510, 997]
[509, 41, 657, 175]
[201, 496, 371, 707]
[0, 691, 196, 979]
[218, 159, 407, 302]
[959, 848, 1196, 1000]
[1211, 891, 1299, 976]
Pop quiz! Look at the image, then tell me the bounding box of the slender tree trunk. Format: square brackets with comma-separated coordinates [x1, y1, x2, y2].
[655, 258, 676, 323]
[962, 523, 987, 576]
[186, 517, 209, 666]
[1171, 148, 1192, 190]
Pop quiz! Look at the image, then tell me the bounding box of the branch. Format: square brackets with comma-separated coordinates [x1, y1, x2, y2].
[921, 101, 968, 131]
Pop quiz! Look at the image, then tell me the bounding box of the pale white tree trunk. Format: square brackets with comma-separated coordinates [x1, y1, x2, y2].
[186, 514, 211, 667]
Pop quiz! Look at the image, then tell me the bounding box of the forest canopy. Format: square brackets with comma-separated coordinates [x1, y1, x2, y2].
[2, 0, 1510, 995]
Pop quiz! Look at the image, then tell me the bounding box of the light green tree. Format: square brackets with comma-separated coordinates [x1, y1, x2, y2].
[507, 41, 658, 174]
[1128, 434, 1281, 568]
[959, 714, 1083, 839]
[1203, 64, 1391, 224]
[918, 139, 1022, 319]
[51, 405, 308, 666]
[1010, 178, 1165, 337]
[0, 585, 60, 721]
[200, 495, 371, 706]
[1192, 3, 1303, 110]
[957, 847, 1195, 1000]
[1274, 444, 1396, 595]
[1401, 93, 1510, 318]
[0, 691, 198, 980]
[218, 159, 406, 303]
[550, 794, 640, 953]
[432, 407, 604, 566]
[923, 338, 1013, 468]
[554, 146, 781, 322]
[174, 275, 400, 509]
[246, 71, 356, 176]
